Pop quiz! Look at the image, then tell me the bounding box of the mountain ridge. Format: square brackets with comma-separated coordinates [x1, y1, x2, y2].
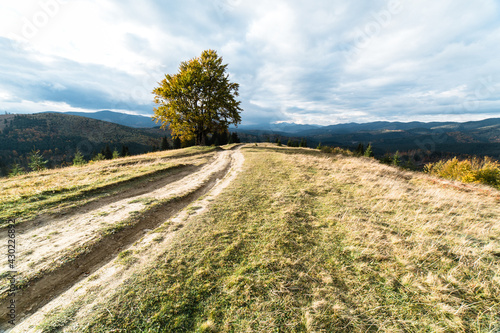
[41, 110, 159, 128]
[235, 117, 500, 158]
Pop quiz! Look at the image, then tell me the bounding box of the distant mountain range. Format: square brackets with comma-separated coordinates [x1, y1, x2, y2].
[235, 118, 500, 158]
[296, 118, 500, 135]
[1, 111, 499, 176]
[232, 122, 322, 133]
[43, 110, 159, 128]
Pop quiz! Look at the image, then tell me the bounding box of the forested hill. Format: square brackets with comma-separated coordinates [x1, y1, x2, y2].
[0, 113, 168, 175]
[42, 110, 159, 128]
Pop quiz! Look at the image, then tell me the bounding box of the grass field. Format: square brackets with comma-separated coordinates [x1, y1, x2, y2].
[57, 145, 500, 332]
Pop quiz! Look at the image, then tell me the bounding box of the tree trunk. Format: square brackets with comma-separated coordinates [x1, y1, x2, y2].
[196, 131, 208, 146]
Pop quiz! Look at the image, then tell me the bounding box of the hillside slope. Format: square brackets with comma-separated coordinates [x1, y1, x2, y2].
[0, 113, 169, 175]
[5, 144, 500, 332]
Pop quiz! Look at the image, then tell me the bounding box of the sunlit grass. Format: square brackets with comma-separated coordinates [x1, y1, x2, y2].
[70, 146, 499, 332]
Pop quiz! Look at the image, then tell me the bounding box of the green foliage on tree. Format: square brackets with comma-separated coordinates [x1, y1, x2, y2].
[231, 132, 240, 144]
[160, 136, 170, 150]
[405, 159, 416, 170]
[28, 149, 48, 171]
[182, 138, 196, 148]
[102, 145, 113, 160]
[380, 153, 392, 164]
[173, 137, 182, 149]
[92, 153, 106, 162]
[364, 144, 374, 157]
[393, 151, 402, 166]
[299, 138, 307, 147]
[316, 142, 322, 150]
[287, 139, 293, 147]
[152, 49, 242, 145]
[8, 163, 25, 177]
[112, 149, 120, 159]
[72, 149, 86, 166]
[276, 139, 282, 146]
[211, 131, 228, 146]
[121, 145, 130, 157]
[226, 132, 239, 144]
[355, 143, 365, 156]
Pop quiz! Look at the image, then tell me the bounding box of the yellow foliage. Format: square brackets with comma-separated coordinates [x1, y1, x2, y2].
[152, 49, 242, 145]
[319, 145, 353, 156]
[425, 156, 500, 187]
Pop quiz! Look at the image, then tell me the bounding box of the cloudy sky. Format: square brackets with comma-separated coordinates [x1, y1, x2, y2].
[1, 0, 500, 125]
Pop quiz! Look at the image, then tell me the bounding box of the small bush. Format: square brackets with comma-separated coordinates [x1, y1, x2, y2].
[72, 150, 86, 166]
[425, 156, 500, 188]
[380, 153, 392, 165]
[392, 151, 401, 166]
[355, 143, 365, 156]
[319, 145, 352, 156]
[28, 149, 48, 171]
[92, 153, 106, 162]
[8, 163, 25, 177]
[364, 144, 374, 157]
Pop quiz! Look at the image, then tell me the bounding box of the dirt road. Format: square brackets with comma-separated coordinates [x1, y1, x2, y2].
[0, 146, 245, 332]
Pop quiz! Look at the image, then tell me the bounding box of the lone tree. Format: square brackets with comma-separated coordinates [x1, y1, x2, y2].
[121, 145, 130, 157]
[28, 149, 48, 171]
[73, 149, 86, 166]
[173, 137, 182, 149]
[364, 144, 374, 157]
[101, 145, 113, 160]
[153, 50, 242, 146]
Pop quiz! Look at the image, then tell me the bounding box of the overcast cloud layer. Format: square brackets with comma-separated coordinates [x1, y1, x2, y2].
[1, 0, 500, 125]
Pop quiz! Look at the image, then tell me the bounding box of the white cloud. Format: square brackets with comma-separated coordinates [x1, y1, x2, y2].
[0, 0, 499, 124]
[0, 90, 13, 102]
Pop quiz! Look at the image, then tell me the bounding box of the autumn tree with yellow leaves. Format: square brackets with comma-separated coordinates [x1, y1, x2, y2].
[152, 50, 242, 145]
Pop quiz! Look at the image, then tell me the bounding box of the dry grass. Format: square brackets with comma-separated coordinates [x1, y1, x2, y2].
[303, 153, 500, 331]
[35, 146, 500, 332]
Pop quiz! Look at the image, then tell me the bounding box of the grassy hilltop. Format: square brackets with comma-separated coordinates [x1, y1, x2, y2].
[5, 144, 500, 332]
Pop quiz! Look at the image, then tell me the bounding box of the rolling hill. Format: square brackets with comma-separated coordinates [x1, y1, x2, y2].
[232, 122, 323, 133]
[42, 110, 160, 128]
[0, 113, 169, 176]
[1, 144, 499, 332]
